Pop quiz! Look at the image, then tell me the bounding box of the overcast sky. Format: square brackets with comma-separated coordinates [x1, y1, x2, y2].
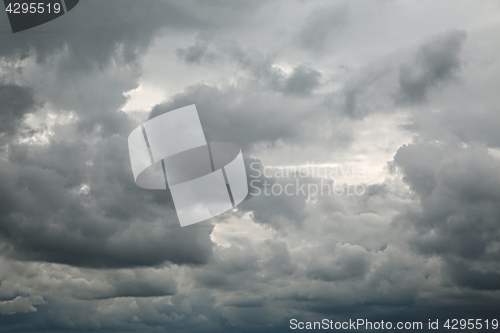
[1, 0, 500, 332]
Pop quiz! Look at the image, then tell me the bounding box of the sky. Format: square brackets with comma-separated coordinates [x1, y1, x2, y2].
[0, 0, 500, 332]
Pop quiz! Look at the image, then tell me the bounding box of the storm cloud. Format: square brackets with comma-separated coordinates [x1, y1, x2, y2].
[0, 0, 499, 332]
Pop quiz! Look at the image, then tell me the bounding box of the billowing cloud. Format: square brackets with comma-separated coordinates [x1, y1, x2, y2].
[0, 83, 35, 143]
[0, 0, 500, 332]
[392, 142, 500, 289]
[297, 3, 348, 52]
[397, 30, 467, 104]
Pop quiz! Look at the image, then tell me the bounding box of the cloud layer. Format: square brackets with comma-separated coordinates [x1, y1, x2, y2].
[0, 0, 499, 331]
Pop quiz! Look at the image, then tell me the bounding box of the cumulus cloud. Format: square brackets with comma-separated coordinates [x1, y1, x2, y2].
[0, 296, 45, 315]
[0, 0, 500, 332]
[397, 30, 467, 104]
[176, 41, 216, 64]
[297, 3, 348, 52]
[0, 83, 35, 143]
[392, 143, 500, 289]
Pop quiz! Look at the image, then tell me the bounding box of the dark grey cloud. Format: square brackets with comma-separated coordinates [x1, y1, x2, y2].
[239, 157, 309, 228]
[88, 271, 177, 300]
[176, 41, 216, 65]
[397, 30, 467, 104]
[391, 142, 445, 197]
[282, 65, 321, 96]
[0, 1, 191, 71]
[337, 65, 390, 119]
[222, 44, 324, 96]
[0, 0, 281, 270]
[297, 3, 348, 52]
[0, 0, 294, 274]
[325, 30, 467, 120]
[0, 138, 215, 267]
[0, 83, 35, 143]
[148, 83, 330, 151]
[404, 105, 500, 150]
[386, 27, 500, 294]
[0, 0, 500, 331]
[307, 243, 370, 281]
[0, 0, 269, 72]
[445, 258, 500, 290]
[321, 29, 468, 122]
[392, 142, 500, 289]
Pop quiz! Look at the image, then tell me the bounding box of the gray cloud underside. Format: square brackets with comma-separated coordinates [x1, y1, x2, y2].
[0, 0, 500, 332]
